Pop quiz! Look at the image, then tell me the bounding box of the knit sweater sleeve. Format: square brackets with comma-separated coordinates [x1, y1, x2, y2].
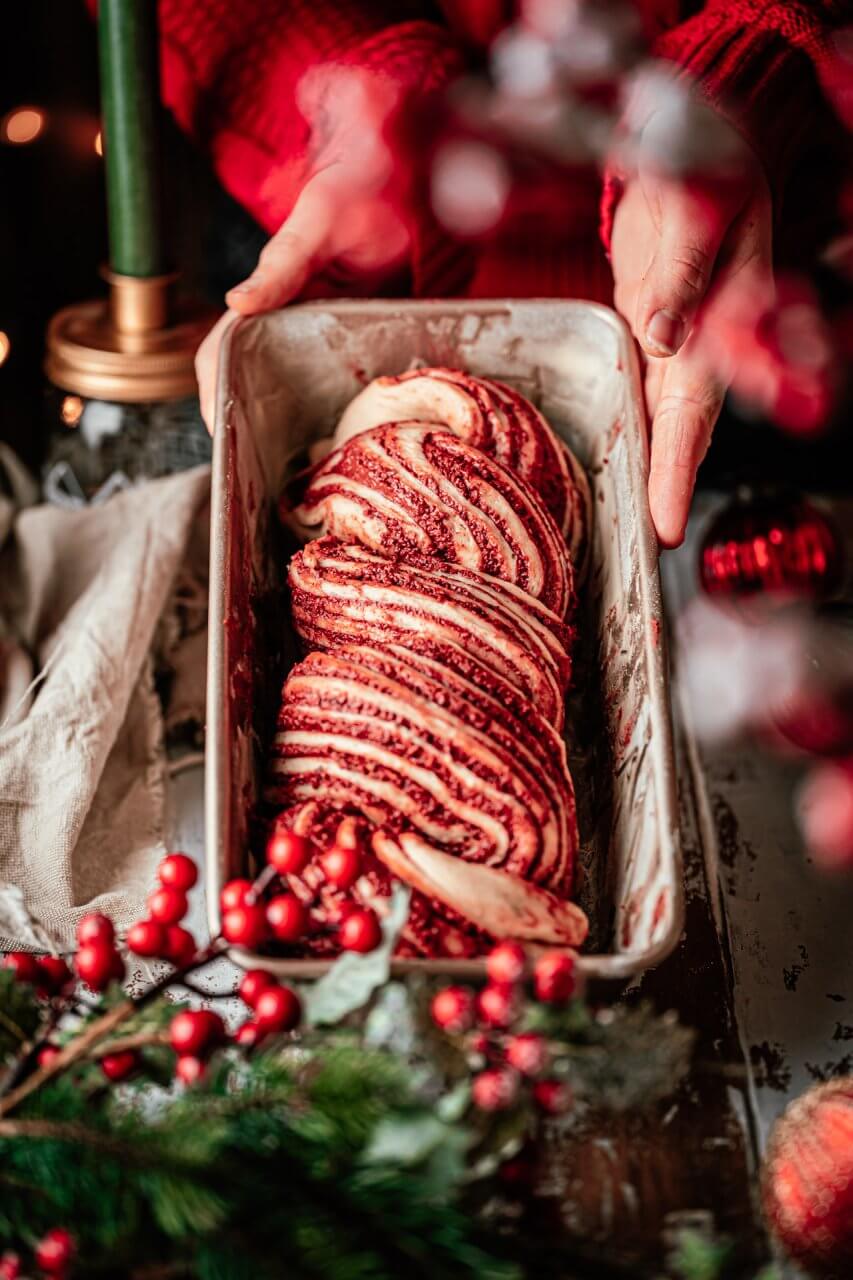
[601, 0, 852, 253]
[109, 0, 466, 293]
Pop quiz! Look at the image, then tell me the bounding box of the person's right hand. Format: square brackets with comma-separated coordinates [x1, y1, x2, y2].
[195, 165, 409, 431]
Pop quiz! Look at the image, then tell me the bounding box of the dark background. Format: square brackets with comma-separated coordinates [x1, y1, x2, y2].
[0, 1, 849, 491]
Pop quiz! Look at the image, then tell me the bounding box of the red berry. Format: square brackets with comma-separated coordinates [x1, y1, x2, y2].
[2, 952, 40, 984]
[36, 956, 73, 995]
[169, 1009, 225, 1056]
[34, 1228, 75, 1273]
[0, 1251, 21, 1280]
[533, 951, 577, 1004]
[267, 828, 314, 876]
[220, 879, 254, 912]
[506, 1032, 549, 1077]
[100, 1051, 139, 1082]
[126, 919, 167, 958]
[533, 1079, 573, 1114]
[476, 983, 518, 1029]
[77, 912, 115, 947]
[74, 941, 117, 991]
[222, 903, 269, 949]
[472, 1068, 519, 1112]
[157, 852, 198, 891]
[147, 886, 188, 926]
[175, 1054, 204, 1085]
[486, 940, 526, 986]
[238, 968, 276, 1009]
[339, 907, 382, 953]
[468, 1031, 491, 1057]
[37, 1045, 61, 1069]
[163, 925, 196, 967]
[319, 844, 362, 890]
[255, 984, 301, 1033]
[234, 1020, 261, 1047]
[266, 894, 308, 943]
[430, 986, 475, 1034]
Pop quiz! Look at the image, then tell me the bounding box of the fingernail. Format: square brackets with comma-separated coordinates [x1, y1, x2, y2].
[646, 310, 686, 356]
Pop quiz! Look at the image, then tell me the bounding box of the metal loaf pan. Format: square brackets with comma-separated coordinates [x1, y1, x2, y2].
[206, 300, 683, 981]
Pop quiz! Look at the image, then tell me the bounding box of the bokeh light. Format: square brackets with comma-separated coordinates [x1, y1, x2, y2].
[0, 332, 10, 367]
[94, 130, 103, 156]
[431, 141, 511, 237]
[2, 107, 45, 145]
[797, 760, 853, 870]
[61, 395, 84, 427]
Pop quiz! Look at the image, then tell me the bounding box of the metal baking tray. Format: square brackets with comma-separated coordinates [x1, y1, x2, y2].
[206, 299, 683, 980]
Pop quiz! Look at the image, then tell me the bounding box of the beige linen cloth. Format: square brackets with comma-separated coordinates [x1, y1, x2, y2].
[0, 451, 210, 952]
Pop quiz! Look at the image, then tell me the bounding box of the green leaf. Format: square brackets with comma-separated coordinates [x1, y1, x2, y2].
[304, 885, 411, 1027]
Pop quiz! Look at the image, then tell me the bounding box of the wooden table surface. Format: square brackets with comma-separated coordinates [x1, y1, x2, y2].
[168, 494, 853, 1278]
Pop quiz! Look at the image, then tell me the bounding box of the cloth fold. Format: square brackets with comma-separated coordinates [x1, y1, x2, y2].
[0, 464, 211, 952]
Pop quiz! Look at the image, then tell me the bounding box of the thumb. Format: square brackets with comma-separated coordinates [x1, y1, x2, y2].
[636, 178, 734, 359]
[225, 176, 336, 315]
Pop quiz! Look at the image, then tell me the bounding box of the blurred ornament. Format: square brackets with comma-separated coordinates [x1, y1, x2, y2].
[699, 491, 842, 603]
[431, 141, 511, 237]
[0, 332, 9, 367]
[767, 607, 853, 757]
[797, 759, 853, 870]
[702, 275, 837, 437]
[762, 1077, 853, 1274]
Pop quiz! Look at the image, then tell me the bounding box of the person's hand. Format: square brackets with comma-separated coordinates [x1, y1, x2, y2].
[195, 166, 409, 431]
[611, 113, 773, 547]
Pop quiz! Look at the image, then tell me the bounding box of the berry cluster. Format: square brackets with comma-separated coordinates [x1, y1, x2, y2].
[1, 1227, 76, 1279]
[430, 942, 580, 1115]
[217, 824, 382, 956]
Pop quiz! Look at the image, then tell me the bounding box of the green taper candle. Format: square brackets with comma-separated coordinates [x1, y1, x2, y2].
[99, 0, 166, 278]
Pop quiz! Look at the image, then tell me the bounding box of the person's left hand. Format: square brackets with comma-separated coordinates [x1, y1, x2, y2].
[611, 117, 773, 547]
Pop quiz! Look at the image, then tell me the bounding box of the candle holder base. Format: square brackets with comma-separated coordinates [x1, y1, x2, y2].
[45, 290, 215, 403]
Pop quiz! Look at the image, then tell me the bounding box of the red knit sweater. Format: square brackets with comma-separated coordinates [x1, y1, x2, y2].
[93, 0, 852, 300]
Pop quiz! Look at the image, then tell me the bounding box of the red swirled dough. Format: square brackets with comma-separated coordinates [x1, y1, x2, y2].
[286, 423, 574, 617]
[334, 367, 591, 571]
[289, 537, 573, 731]
[266, 647, 586, 954]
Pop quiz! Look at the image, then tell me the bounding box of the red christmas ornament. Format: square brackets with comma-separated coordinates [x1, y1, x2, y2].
[157, 852, 198, 891]
[0, 1251, 21, 1280]
[506, 1032, 549, 1077]
[486, 940, 526, 986]
[254, 984, 301, 1033]
[762, 1077, 853, 1274]
[699, 492, 842, 603]
[339, 907, 382, 953]
[100, 1051, 139, 1082]
[219, 879, 254, 912]
[533, 951, 577, 1004]
[76, 912, 115, 947]
[34, 1228, 76, 1274]
[267, 828, 314, 877]
[37, 1045, 61, 1069]
[2, 952, 40, 985]
[163, 925, 197, 967]
[222, 903, 269, 949]
[533, 1079, 573, 1115]
[36, 956, 73, 996]
[430, 986, 475, 1034]
[266, 894, 309, 943]
[238, 968, 276, 1009]
[175, 1054, 205, 1085]
[234, 1019, 262, 1047]
[472, 1068, 519, 1112]
[74, 942, 117, 992]
[319, 844, 362, 890]
[147, 886, 188, 926]
[169, 1009, 225, 1057]
[126, 919, 167, 958]
[476, 983, 518, 1029]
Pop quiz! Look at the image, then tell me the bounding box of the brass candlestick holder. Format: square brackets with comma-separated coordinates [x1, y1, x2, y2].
[45, 272, 214, 404]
